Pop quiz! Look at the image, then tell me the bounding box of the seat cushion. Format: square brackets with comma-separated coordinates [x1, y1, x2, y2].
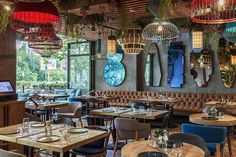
[73, 146, 104, 155]
[206, 142, 225, 153]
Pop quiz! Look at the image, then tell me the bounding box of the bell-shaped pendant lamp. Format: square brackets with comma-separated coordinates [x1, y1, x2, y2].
[107, 31, 117, 55]
[117, 24, 146, 54]
[10, 0, 61, 36]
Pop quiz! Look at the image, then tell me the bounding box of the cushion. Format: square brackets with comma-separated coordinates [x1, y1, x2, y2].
[66, 89, 76, 97]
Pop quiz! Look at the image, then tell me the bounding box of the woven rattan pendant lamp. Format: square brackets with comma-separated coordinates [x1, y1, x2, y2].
[191, 0, 236, 24]
[142, 0, 179, 41]
[223, 22, 236, 44]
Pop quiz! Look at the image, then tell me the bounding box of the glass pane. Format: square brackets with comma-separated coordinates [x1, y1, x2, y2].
[69, 56, 90, 94]
[70, 43, 90, 55]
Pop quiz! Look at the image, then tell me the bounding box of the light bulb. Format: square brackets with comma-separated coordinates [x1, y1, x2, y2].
[158, 25, 163, 32]
[4, 5, 11, 11]
[218, 0, 224, 6]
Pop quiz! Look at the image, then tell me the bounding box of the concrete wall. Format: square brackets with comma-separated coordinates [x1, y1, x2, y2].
[95, 31, 236, 94]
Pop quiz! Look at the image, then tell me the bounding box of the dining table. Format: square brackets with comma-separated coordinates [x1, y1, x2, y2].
[0, 123, 108, 157]
[189, 113, 236, 157]
[121, 140, 205, 157]
[37, 94, 69, 102]
[75, 95, 120, 114]
[25, 101, 69, 120]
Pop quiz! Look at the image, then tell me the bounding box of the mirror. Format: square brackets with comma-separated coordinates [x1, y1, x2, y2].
[145, 42, 162, 86]
[167, 42, 184, 88]
[218, 38, 235, 88]
[190, 48, 213, 87]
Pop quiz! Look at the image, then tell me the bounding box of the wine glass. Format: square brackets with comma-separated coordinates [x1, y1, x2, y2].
[23, 118, 30, 134]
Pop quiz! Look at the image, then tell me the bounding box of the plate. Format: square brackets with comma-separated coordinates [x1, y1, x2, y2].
[31, 122, 45, 128]
[102, 109, 115, 113]
[36, 135, 60, 143]
[68, 128, 88, 133]
[0, 129, 19, 135]
[201, 116, 219, 120]
[138, 152, 168, 157]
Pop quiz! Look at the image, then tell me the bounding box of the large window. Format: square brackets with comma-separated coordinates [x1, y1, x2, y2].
[68, 42, 91, 94]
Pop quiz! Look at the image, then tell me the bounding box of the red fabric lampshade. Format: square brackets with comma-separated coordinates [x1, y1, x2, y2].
[191, 0, 236, 24]
[10, 0, 61, 36]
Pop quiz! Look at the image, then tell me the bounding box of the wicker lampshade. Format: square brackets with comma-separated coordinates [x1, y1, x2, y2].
[231, 55, 236, 65]
[28, 35, 63, 50]
[107, 32, 117, 55]
[191, 0, 236, 24]
[223, 22, 236, 43]
[10, 0, 61, 36]
[142, 18, 179, 41]
[117, 24, 146, 54]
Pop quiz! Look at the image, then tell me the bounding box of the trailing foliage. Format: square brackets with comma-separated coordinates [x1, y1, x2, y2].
[0, 5, 11, 35]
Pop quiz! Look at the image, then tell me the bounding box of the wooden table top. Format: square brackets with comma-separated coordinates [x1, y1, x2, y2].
[25, 102, 68, 110]
[121, 140, 205, 157]
[205, 101, 236, 108]
[189, 113, 236, 126]
[90, 107, 169, 120]
[0, 124, 64, 143]
[0, 124, 108, 153]
[37, 94, 69, 99]
[17, 128, 108, 153]
[75, 95, 120, 101]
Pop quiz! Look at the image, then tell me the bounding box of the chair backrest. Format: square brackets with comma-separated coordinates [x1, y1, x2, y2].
[69, 102, 82, 117]
[114, 118, 151, 140]
[169, 133, 210, 157]
[83, 125, 110, 149]
[182, 123, 227, 143]
[0, 149, 26, 157]
[149, 101, 169, 110]
[161, 113, 170, 129]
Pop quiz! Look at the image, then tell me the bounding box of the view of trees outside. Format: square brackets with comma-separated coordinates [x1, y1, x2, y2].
[16, 35, 86, 93]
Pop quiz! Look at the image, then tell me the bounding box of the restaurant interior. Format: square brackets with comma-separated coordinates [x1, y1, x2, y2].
[0, 0, 236, 157]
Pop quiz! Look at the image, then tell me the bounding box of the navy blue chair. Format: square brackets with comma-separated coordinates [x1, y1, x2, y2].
[182, 123, 227, 156]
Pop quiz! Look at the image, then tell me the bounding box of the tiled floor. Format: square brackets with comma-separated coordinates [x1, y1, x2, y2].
[35, 119, 236, 157]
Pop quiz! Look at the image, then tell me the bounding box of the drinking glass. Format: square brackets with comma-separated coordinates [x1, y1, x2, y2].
[147, 108, 152, 115]
[23, 118, 30, 134]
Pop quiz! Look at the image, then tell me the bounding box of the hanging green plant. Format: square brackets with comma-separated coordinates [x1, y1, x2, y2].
[0, 5, 11, 35]
[57, 0, 90, 15]
[116, 0, 127, 33]
[159, 0, 174, 20]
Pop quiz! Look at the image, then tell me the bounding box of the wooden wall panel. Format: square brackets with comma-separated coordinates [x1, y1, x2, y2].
[0, 26, 16, 89]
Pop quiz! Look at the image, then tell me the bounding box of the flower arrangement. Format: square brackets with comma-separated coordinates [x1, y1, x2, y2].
[154, 129, 169, 148]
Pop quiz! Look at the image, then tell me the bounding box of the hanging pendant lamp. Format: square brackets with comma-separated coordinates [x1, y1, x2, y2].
[191, 0, 236, 24]
[117, 24, 146, 54]
[142, 18, 179, 41]
[107, 31, 117, 55]
[223, 22, 236, 43]
[10, 0, 61, 36]
[28, 35, 63, 50]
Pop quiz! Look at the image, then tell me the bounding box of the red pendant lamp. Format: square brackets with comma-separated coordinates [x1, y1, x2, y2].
[191, 0, 236, 24]
[10, 0, 61, 36]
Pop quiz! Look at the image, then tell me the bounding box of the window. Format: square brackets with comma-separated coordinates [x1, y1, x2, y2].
[68, 42, 91, 94]
[192, 31, 203, 49]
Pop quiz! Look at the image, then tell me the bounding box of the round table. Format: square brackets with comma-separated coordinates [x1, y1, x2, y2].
[121, 140, 205, 157]
[189, 113, 236, 157]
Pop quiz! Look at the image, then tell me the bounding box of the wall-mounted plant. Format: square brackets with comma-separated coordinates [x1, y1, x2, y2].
[0, 4, 11, 35]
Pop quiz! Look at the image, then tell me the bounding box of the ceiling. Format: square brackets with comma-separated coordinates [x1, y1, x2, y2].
[1, 0, 191, 40]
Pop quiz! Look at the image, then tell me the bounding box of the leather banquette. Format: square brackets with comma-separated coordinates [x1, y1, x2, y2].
[96, 91, 236, 115]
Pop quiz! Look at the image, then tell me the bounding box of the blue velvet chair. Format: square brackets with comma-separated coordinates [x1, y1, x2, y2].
[182, 123, 227, 155]
[68, 97, 87, 104]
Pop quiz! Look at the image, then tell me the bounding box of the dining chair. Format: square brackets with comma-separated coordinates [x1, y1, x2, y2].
[129, 101, 148, 109]
[182, 123, 227, 157]
[113, 118, 151, 157]
[0, 149, 26, 157]
[57, 102, 83, 127]
[169, 133, 210, 157]
[70, 125, 110, 157]
[148, 112, 170, 129]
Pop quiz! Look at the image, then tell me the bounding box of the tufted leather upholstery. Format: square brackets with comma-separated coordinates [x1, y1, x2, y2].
[96, 90, 236, 115]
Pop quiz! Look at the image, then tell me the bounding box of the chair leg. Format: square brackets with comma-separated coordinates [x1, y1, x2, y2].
[79, 117, 83, 127]
[216, 144, 221, 157]
[112, 137, 118, 157]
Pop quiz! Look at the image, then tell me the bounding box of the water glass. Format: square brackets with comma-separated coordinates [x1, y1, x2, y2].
[23, 118, 30, 134]
[147, 108, 152, 115]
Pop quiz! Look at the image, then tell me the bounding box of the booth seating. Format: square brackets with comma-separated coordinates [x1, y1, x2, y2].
[95, 91, 236, 115]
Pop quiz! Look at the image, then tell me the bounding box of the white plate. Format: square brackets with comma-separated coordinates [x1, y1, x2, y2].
[36, 135, 60, 143]
[31, 122, 45, 128]
[68, 128, 88, 133]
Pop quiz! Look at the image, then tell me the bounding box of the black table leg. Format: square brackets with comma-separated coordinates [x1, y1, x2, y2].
[53, 151, 70, 157]
[23, 146, 34, 157]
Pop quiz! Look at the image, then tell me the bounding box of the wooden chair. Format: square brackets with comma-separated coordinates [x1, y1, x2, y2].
[57, 102, 83, 127]
[0, 149, 26, 157]
[70, 125, 110, 157]
[113, 118, 151, 157]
